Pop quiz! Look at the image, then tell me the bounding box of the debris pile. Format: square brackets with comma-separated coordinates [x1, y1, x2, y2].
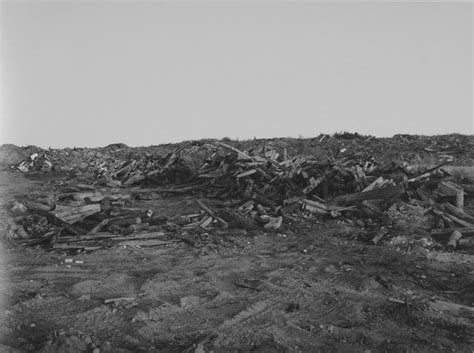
[5, 137, 474, 252]
[14, 152, 53, 173]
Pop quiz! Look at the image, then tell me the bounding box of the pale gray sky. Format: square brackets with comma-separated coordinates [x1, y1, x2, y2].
[0, 2, 472, 148]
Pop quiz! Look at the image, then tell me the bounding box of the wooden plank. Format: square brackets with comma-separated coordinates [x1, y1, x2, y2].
[33, 210, 83, 236]
[301, 199, 331, 215]
[215, 142, 253, 160]
[104, 297, 136, 304]
[199, 216, 213, 228]
[76, 183, 96, 191]
[107, 216, 142, 226]
[301, 199, 329, 210]
[87, 219, 110, 235]
[24, 200, 54, 212]
[458, 237, 474, 248]
[430, 227, 474, 237]
[437, 181, 464, 209]
[236, 169, 257, 179]
[371, 228, 388, 245]
[282, 148, 288, 161]
[302, 203, 328, 215]
[433, 209, 474, 228]
[51, 244, 103, 251]
[302, 177, 323, 195]
[442, 203, 474, 224]
[362, 177, 384, 192]
[447, 230, 462, 251]
[407, 162, 451, 182]
[58, 233, 123, 243]
[330, 185, 403, 206]
[161, 183, 207, 194]
[428, 300, 474, 319]
[70, 192, 100, 201]
[57, 231, 166, 243]
[54, 204, 101, 223]
[117, 239, 176, 247]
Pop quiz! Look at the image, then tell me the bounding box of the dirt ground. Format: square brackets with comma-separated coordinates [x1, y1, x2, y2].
[1, 171, 474, 353]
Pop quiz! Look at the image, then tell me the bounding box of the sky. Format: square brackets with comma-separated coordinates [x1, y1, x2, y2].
[0, 1, 472, 148]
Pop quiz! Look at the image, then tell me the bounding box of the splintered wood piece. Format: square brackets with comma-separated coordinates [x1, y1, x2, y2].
[24, 201, 54, 212]
[52, 244, 103, 251]
[282, 147, 288, 161]
[215, 217, 229, 229]
[302, 177, 323, 195]
[263, 216, 282, 231]
[161, 183, 207, 194]
[87, 219, 110, 235]
[196, 200, 228, 228]
[76, 183, 96, 191]
[66, 191, 101, 201]
[54, 204, 101, 223]
[371, 228, 388, 245]
[199, 216, 213, 228]
[107, 215, 142, 226]
[104, 297, 136, 304]
[430, 227, 474, 238]
[33, 210, 83, 236]
[236, 169, 257, 179]
[331, 185, 403, 206]
[215, 142, 253, 160]
[196, 200, 216, 216]
[433, 209, 474, 228]
[301, 199, 329, 215]
[302, 203, 328, 215]
[407, 162, 450, 183]
[458, 237, 474, 248]
[362, 177, 384, 192]
[301, 199, 329, 210]
[255, 204, 267, 215]
[251, 193, 276, 208]
[437, 181, 464, 209]
[117, 239, 176, 247]
[444, 213, 473, 228]
[428, 299, 474, 319]
[446, 230, 463, 251]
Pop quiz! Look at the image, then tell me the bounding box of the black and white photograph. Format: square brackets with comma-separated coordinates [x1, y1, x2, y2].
[0, 1, 473, 352]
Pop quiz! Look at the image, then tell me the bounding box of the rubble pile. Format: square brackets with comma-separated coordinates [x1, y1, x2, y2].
[11, 134, 474, 176]
[4, 136, 474, 252]
[305, 133, 474, 165]
[14, 152, 53, 173]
